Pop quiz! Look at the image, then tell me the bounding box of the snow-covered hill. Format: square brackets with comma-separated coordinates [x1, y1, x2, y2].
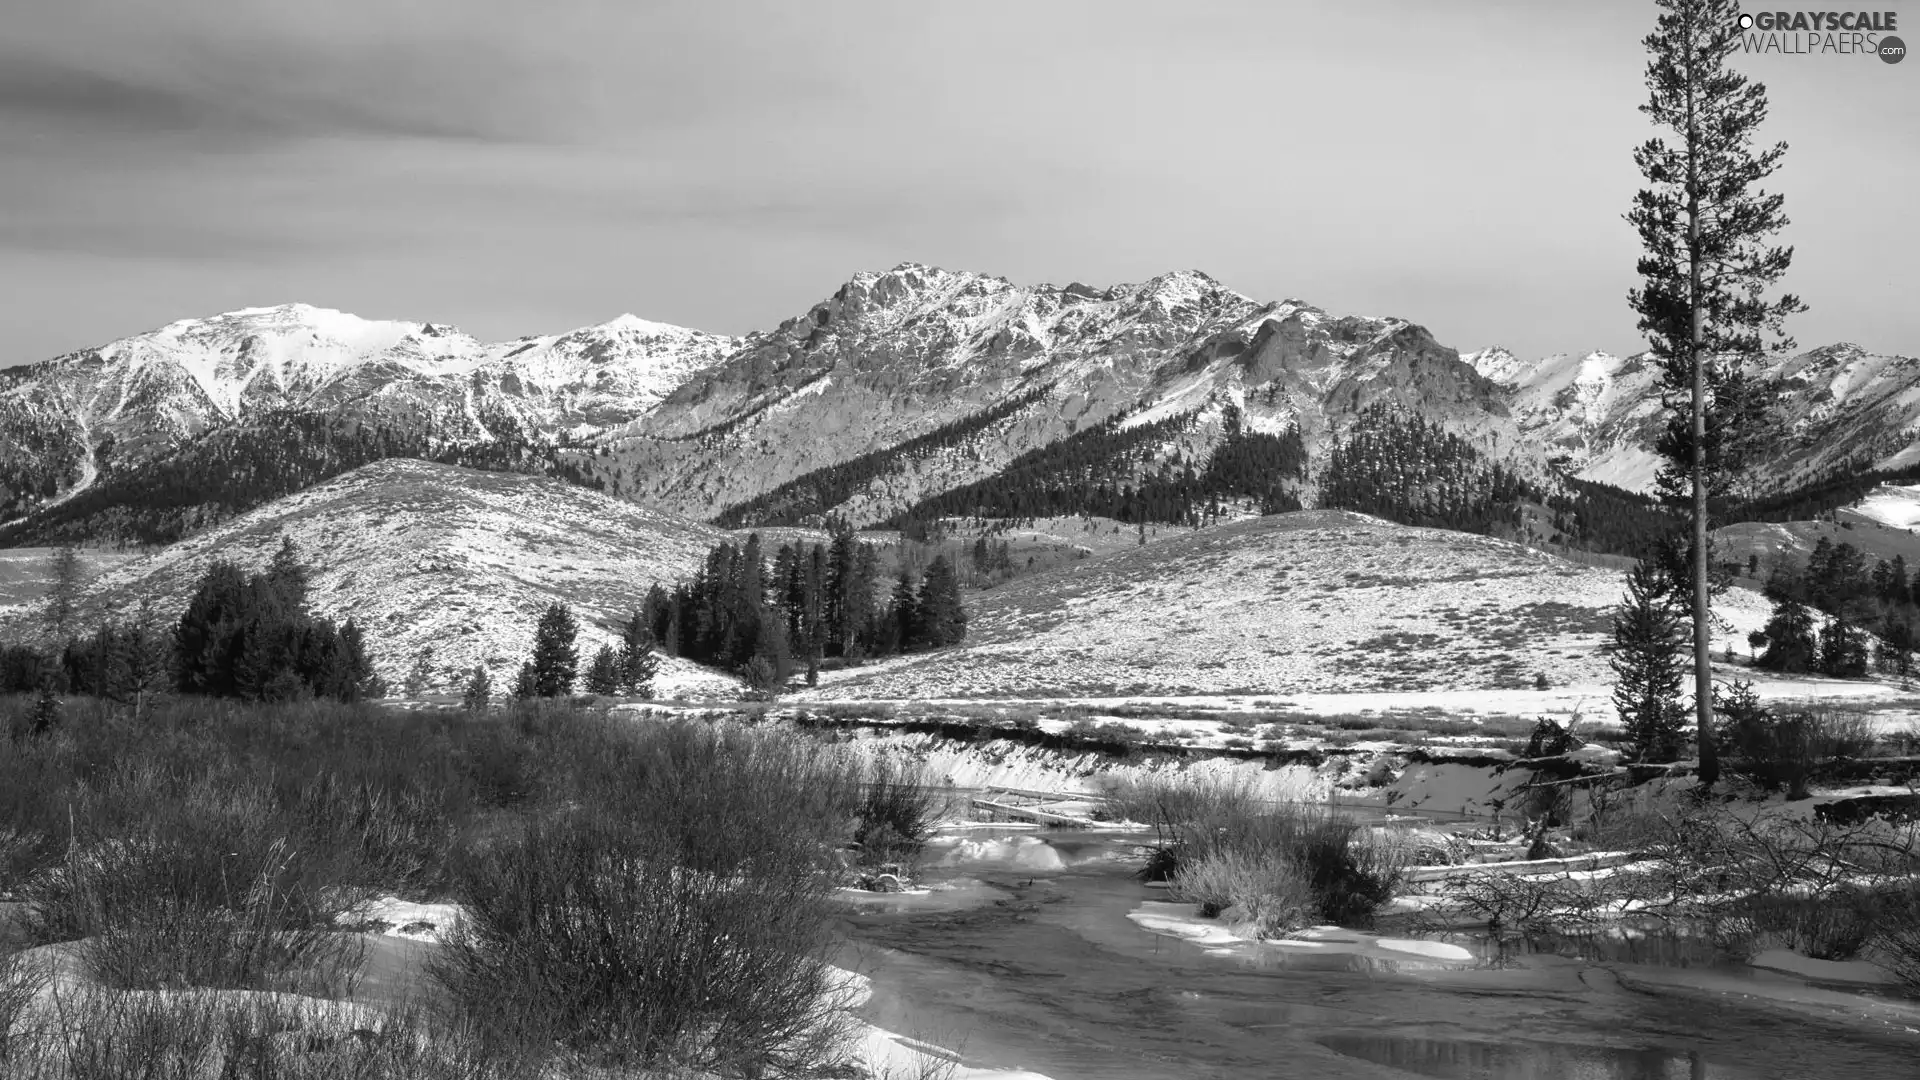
[0, 458, 741, 697]
[802, 510, 1774, 701]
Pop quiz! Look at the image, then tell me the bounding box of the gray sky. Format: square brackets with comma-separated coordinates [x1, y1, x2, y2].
[2, 0, 1914, 366]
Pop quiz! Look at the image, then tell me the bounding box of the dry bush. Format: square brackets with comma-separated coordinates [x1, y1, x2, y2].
[25, 775, 362, 996]
[1107, 775, 1403, 930]
[854, 753, 942, 869]
[1718, 698, 1878, 799]
[3, 986, 511, 1080]
[0, 947, 50, 1062]
[433, 721, 863, 1076]
[1172, 849, 1315, 937]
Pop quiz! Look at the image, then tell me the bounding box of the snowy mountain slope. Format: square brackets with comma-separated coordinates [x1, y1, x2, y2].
[4, 269, 1914, 549]
[1469, 343, 1920, 496]
[0, 303, 739, 531]
[1847, 484, 1920, 532]
[0, 458, 740, 697]
[800, 510, 1773, 701]
[592, 264, 1525, 523]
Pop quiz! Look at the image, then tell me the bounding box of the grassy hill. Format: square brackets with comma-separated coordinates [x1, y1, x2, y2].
[803, 510, 1776, 701]
[0, 547, 141, 615]
[0, 458, 742, 697]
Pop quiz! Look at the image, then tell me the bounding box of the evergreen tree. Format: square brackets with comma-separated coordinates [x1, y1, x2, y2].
[618, 611, 659, 697]
[339, 617, 379, 698]
[173, 560, 251, 697]
[1817, 616, 1869, 678]
[584, 644, 621, 695]
[512, 662, 537, 701]
[120, 598, 169, 710]
[802, 543, 827, 685]
[527, 603, 579, 698]
[1755, 597, 1818, 673]
[917, 555, 968, 648]
[266, 534, 310, 609]
[850, 542, 880, 657]
[462, 663, 492, 711]
[1627, 0, 1805, 787]
[888, 570, 922, 652]
[1887, 555, 1912, 606]
[43, 544, 82, 639]
[827, 525, 859, 656]
[1607, 560, 1690, 763]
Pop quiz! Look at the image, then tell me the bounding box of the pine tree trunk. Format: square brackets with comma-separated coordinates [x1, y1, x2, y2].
[1686, 68, 1720, 788]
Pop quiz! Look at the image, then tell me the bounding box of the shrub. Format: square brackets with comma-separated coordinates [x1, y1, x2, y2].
[1718, 691, 1876, 798]
[1735, 890, 1879, 961]
[0, 948, 48, 1062]
[25, 776, 362, 995]
[435, 812, 851, 1074]
[1063, 718, 1148, 751]
[1878, 886, 1920, 990]
[1290, 813, 1404, 926]
[1105, 775, 1402, 930]
[0, 988, 512, 1079]
[1172, 848, 1315, 936]
[854, 753, 940, 868]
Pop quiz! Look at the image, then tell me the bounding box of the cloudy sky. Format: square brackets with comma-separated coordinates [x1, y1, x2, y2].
[2, 0, 1913, 366]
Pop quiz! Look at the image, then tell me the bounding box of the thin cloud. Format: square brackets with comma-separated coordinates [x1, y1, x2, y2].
[0, 2, 565, 144]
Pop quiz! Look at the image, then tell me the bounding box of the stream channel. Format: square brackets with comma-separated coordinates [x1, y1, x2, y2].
[834, 825, 1920, 1080]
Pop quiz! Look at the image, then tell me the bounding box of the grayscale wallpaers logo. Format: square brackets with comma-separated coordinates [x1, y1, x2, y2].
[1734, 10, 1905, 62]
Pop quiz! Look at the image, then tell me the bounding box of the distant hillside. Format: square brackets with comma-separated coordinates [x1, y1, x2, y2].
[0, 458, 742, 697]
[801, 510, 1775, 701]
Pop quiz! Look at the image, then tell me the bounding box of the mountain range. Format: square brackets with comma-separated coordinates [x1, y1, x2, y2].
[2, 263, 1915, 548]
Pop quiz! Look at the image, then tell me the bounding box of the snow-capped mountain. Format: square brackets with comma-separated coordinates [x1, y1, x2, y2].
[594, 262, 1520, 522]
[0, 303, 738, 533]
[1468, 342, 1920, 495]
[1, 264, 1914, 547]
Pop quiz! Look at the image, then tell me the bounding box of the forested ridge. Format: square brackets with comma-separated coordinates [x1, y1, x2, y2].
[879, 403, 1306, 532]
[713, 385, 1054, 528]
[0, 409, 592, 547]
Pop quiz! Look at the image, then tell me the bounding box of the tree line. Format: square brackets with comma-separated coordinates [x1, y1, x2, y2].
[639, 527, 967, 691]
[491, 526, 971, 703]
[1751, 536, 1920, 679]
[1316, 405, 1533, 535]
[1, 407, 588, 547]
[2, 537, 384, 720]
[882, 405, 1306, 534]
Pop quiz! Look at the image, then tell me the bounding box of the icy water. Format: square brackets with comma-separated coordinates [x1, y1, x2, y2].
[835, 829, 1920, 1080]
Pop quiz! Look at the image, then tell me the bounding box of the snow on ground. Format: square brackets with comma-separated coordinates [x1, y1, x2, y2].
[343, 896, 465, 942]
[1851, 484, 1920, 532]
[834, 965, 1056, 1079]
[1749, 949, 1900, 987]
[1128, 901, 1477, 963]
[803, 511, 1776, 703]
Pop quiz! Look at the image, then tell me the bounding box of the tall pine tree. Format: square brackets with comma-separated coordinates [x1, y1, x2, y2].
[1627, 0, 1804, 785]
